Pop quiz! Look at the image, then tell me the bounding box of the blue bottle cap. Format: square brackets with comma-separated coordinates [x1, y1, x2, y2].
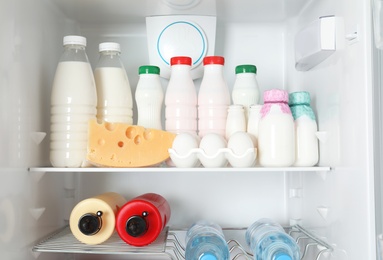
[200, 253, 218, 260]
[274, 252, 292, 260]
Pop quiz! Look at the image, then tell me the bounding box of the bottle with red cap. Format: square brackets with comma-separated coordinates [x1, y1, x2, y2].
[198, 56, 230, 138]
[165, 56, 197, 136]
[116, 193, 171, 247]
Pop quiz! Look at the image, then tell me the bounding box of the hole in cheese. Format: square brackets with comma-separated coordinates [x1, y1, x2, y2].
[126, 127, 136, 139]
[98, 139, 105, 146]
[134, 135, 141, 145]
[118, 141, 124, 148]
[105, 122, 116, 131]
[143, 129, 153, 141]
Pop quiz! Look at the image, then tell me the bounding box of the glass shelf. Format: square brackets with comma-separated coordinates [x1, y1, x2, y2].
[28, 166, 331, 173]
[32, 225, 333, 259]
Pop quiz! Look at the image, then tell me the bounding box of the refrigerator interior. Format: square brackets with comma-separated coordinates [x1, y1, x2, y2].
[0, 0, 377, 259]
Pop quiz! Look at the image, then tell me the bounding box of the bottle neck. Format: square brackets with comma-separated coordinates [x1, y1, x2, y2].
[170, 65, 192, 77]
[97, 51, 124, 68]
[61, 44, 89, 63]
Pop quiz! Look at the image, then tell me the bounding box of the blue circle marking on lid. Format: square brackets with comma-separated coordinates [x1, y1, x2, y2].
[157, 21, 206, 66]
[274, 253, 292, 260]
[200, 253, 218, 260]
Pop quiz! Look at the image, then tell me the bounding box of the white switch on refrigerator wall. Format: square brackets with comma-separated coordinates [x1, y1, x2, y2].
[146, 15, 216, 79]
[295, 16, 336, 71]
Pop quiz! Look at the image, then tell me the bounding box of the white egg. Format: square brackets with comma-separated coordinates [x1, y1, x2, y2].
[169, 133, 199, 168]
[227, 132, 256, 167]
[198, 133, 228, 168]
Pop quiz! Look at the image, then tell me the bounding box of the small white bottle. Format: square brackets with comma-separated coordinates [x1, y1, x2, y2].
[50, 35, 97, 167]
[198, 56, 230, 138]
[135, 65, 163, 129]
[165, 56, 197, 136]
[225, 105, 246, 140]
[94, 42, 133, 124]
[247, 104, 262, 147]
[289, 91, 319, 166]
[258, 89, 295, 167]
[232, 64, 260, 120]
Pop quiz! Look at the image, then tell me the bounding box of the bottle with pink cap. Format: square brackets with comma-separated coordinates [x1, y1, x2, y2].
[258, 89, 295, 167]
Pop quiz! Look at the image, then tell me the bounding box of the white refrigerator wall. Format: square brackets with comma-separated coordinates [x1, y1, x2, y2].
[0, 0, 378, 259]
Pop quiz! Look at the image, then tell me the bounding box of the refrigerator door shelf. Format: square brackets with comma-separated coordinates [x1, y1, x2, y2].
[295, 16, 336, 71]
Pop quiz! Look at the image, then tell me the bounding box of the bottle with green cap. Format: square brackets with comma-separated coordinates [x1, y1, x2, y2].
[232, 64, 260, 121]
[185, 220, 230, 260]
[135, 65, 163, 129]
[246, 218, 300, 260]
[289, 91, 319, 166]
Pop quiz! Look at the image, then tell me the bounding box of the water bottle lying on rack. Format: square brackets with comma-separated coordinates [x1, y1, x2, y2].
[246, 218, 300, 260]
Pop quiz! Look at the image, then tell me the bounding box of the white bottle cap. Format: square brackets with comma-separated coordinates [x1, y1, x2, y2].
[63, 35, 87, 46]
[99, 42, 121, 52]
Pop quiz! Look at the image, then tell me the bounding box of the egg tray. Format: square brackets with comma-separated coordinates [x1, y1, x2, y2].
[168, 147, 257, 168]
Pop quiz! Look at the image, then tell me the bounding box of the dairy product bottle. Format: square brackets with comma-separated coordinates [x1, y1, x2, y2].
[225, 104, 246, 140]
[246, 218, 300, 260]
[258, 89, 295, 167]
[50, 35, 97, 167]
[69, 192, 127, 245]
[135, 65, 163, 129]
[94, 42, 133, 124]
[247, 104, 262, 148]
[185, 220, 230, 260]
[198, 56, 230, 138]
[232, 64, 260, 121]
[116, 193, 171, 247]
[165, 56, 197, 135]
[289, 91, 319, 166]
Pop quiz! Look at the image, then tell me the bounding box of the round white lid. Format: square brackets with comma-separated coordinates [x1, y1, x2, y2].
[99, 42, 121, 52]
[63, 35, 86, 46]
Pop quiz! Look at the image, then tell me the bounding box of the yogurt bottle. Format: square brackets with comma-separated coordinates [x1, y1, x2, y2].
[94, 42, 133, 124]
[50, 35, 97, 167]
[135, 65, 163, 129]
[258, 89, 295, 167]
[289, 91, 319, 166]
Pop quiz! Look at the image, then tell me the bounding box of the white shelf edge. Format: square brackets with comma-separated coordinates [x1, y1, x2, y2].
[28, 166, 331, 173]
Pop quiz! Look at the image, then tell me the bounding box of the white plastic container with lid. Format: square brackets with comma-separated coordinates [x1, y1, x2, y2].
[165, 56, 197, 136]
[198, 56, 230, 138]
[94, 42, 133, 124]
[258, 89, 295, 167]
[225, 104, 246, 140]
[50, 35, 97, 167]
[135, 65, 163, 129]
[232, 64, 260, 120]
[69, 192, 127, 245]
[289, 91, 319, 166]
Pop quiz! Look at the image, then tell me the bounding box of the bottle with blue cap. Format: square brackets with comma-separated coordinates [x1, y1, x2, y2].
[185, 220, 230, 260]
[289, 91, 318, 166]
[246, 218, 300, 260]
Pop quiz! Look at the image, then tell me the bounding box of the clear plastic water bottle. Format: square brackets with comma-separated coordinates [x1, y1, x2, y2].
[50, 35, 97, 167]
[94, 42, 133, 124]
[245, 218, 300, 260]
[185, 220, 230, 260]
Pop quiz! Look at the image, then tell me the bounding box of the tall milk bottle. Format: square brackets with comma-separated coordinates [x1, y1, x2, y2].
[258, 89, 295, 167]
[135, 65, 163, 129]
[232, 64, 260, 120]
[50, 35, 97, 167]
[289, 91, 319, 166]
[198, 56, 230, 138]
[165, 56, 197, 136]
[94, 42, 133, 124]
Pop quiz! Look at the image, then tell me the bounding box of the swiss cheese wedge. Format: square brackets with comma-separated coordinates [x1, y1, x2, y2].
[87, 120, 176, 167]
